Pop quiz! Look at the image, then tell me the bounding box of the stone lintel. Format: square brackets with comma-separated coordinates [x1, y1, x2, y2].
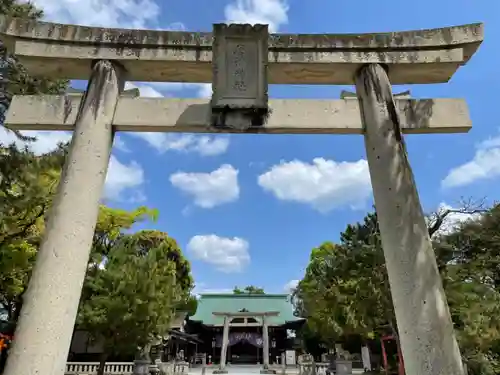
[5, 95, 472, 135]
[0, 17, 483, 84]
[212, 311, 280, 317]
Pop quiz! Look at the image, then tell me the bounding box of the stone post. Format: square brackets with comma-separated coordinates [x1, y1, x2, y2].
[214, 315, 230, 374]
[361, 345, 371, 372]
[201, 355, 207, 375]
[261, 316, 272, 373]
[3, 60, 124, 375]
[354, 63, 464, 375]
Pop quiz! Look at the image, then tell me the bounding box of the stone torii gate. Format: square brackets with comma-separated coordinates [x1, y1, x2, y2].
[0, 17, 483, 375]
[212, 311, 279, 374]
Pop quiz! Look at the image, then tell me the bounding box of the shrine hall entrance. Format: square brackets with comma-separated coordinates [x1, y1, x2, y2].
[221, 328, 264, 365]
[229, 341, 262, 364]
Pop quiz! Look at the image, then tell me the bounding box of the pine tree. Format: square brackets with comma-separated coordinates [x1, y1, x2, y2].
[77, 235, 188, 375]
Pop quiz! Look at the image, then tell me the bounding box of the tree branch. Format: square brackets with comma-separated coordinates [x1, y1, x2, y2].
[427, 197, 487, 237]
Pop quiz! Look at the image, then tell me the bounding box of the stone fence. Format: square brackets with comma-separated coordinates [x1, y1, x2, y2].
[65, 362, 134, 374]
[298, 362, 327, 375]
[298, 361, 365, 375]
[65, 361, 189, 375]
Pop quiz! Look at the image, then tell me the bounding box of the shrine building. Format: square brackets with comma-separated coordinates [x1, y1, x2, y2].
[186, 294, 304, 365]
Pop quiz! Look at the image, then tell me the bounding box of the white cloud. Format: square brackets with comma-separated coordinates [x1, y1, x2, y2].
[258, 158, 372, 213]
[187, 234, 250, 272]
[32, 0, 289, 102]
[170, 164, 239, 208]
[427, 202, 483, 237]
[442, 134, 500, 189]
[104, 155, 145, 201]
[119, 82, 227, 155]
[196, 84, 212, 98]
[165, 22, 186, 31]
[124, 82, 164, 98]
[123, 81, 227, 156]
[113, 135, 130, 152]
[147, 82, 211, 97]
[1, 127, 145, 201]
[33, 0, 209, 101]
[132, 133, 229, 156]
[0, 127, 72, 155]
[284, 279, 299, 294]
[123, 82, 229, 156]
[225, 0, 289, 32]
[192, 283, 233, 296]
[32, 0, 160, 29]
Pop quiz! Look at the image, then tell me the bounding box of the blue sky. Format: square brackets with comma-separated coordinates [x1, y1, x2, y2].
[1, 0, 499, 295]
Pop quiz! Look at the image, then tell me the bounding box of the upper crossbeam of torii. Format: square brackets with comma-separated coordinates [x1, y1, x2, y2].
[0, 17, 483, 84]
[0, 16, 484, 375]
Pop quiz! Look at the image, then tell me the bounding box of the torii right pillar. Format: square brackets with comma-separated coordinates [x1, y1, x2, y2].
[355, 63, 463, 375]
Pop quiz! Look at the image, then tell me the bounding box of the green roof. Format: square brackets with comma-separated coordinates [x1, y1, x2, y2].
[189, 294, 303, 326]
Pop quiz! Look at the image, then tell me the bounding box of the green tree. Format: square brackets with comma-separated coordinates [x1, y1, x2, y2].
[128, 230, 194, 299]
[433, 204, 500, 291]
[89, 207, 159, 270]
[0, 0, 68, 323]
[293, 237, 390, 345]
[233, 285, 265, 294]
[177, 295, 198, 317]
[433, 204, 500, 374]
[0, 143, 67, 321]
[0, 202, 157, 324]
[0, 0, 68, 131]
[77, 235, 188, 375]
[294, 204, 500, 374]
[0, 143, 67, 246]
[0, 241, 36, 320]
[81, 209, 161, 303]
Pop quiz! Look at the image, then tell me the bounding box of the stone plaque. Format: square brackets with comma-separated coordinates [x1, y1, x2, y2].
[212, 23, 268, 109]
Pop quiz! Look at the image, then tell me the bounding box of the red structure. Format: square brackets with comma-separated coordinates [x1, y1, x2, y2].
[380, 335, 405, 375]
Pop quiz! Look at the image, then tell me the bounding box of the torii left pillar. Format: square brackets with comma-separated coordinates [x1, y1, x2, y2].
[214, 315, 230, 374]
[261, 316, 271, 373]
[3, 60, 125, 375]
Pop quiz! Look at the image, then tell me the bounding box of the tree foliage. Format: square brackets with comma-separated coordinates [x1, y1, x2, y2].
[77, 235, 187, 375]
[0, 0, 68, 130]
[294, 204, 500, 375]
[293, 214, 392, 344]
[433, 204, 500, 374]
[0, 0, 69, 323]
[0, 144, 67, 246]
[90, 206, 159, 266]
[128, 230, 193, 296]
[0, 4, 195, 372]
[177, 295, 198, 317]
[233, 285, 265, 294]
[0, 143, 67, 321]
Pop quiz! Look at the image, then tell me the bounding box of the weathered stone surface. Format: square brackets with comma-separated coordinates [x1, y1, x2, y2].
[211, 23, 268, 109]
[5, 95, 472, 134]
[355, 63, 465, 375]
[2, 60, 124, 375]
[210, 24, 269, 132]
[0, 16, 483, 84]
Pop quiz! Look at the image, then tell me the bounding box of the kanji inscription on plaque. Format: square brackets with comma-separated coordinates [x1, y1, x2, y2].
[211, 23, 268, 109]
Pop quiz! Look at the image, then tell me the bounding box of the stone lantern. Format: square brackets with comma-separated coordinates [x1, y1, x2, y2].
[210, 23, 269, 131]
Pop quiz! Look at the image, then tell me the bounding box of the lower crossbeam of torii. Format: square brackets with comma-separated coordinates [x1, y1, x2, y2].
[0, 15, 483, 375]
